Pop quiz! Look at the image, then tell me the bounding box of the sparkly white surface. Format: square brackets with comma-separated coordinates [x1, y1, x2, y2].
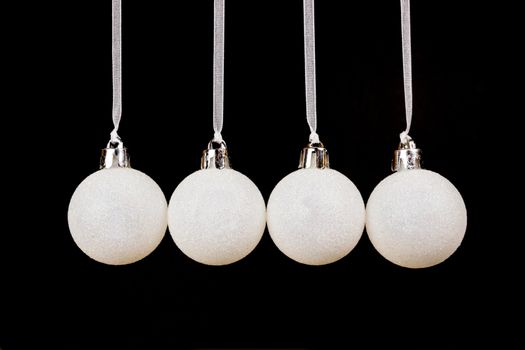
[68, 168, 167, 265]
[366, 169, 467, 268]
[168, 169, 266, 266]
[267, 169, 365, 265]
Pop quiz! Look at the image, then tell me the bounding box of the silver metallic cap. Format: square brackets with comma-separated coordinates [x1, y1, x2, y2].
[100, 139, 130, 169]
[299, 142, 330, 169]
[201, 140, 231, 169]
[391, 136, 422, 171]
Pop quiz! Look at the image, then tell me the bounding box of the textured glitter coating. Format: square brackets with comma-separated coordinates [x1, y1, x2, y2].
[366, 169, 467, 268]
[68, 168, 168, 265]
[167, 169, 266, 266]
[267, 168, 365, 265]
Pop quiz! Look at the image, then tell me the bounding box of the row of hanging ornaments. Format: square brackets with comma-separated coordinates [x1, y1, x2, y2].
[68, 0, 467, 269]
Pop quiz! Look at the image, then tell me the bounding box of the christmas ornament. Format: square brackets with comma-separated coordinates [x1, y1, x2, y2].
[167, 0, 266, 266]
[267, 0, 365, 265]
[366, 0, 467, 268]
[68, 0, 167, 265]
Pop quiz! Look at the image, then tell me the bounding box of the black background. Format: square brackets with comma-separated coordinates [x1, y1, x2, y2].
[1, 1, 513, 349]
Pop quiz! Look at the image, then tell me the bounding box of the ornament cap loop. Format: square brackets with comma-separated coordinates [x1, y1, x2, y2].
[201, 139, 231, 169]
[100, 138, 130, 169]
[299, 141, 330, 169]
[392, 136, 422, 172]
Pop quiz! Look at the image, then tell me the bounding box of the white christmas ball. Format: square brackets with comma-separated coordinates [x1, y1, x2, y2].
[366, 169, 467, 268]
[68, 168, 168, 265]
[167, 169, 266, 266]
[267, 168, 365, 265]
